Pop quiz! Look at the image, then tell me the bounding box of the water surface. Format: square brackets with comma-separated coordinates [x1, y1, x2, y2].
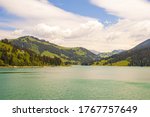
[0, 66, 150, 100]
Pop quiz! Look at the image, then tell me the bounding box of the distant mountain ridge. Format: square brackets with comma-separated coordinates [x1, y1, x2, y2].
[90, 49, 124, 57]
[98, 49, 124, 58]
[1, 36, 150, 66]
[95, 39, 150, 66]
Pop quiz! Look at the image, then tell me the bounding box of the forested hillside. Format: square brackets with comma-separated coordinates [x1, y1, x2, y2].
[1, 36, 150, 66]
[95, 39, 150, 66]
[0, 39, 62, 66]
[10, 36, 98, 64]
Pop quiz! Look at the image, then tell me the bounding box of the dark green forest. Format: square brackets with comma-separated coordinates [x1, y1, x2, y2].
[0, 39, 62, 66]
[95, 39, 150, 66]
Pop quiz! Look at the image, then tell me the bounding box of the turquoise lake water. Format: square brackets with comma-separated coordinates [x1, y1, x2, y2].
[0, 66, 150, 100]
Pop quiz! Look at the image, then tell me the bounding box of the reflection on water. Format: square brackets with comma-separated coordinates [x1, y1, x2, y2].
[0, 66, 150, 100]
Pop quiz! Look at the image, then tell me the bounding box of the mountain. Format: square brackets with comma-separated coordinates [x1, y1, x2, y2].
[9, 36, 98, 65]
[95, 39, 150, 66]
[90, 50, 100, 55]
[132, 39, 150, 50]
[98, 49, 124, 58]
[0, 39, 62, 66]
[1, 36, 150, 66]
[112, 49, 125, 54]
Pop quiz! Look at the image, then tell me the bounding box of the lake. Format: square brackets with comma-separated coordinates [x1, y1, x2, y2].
[0, 66, 150, 100]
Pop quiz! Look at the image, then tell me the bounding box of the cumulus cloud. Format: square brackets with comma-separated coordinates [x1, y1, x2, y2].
[91, 0, 150, 20]
[103, 20, 150, 49]
[0, 0, 96, 28]
[0, 0, 150, 52]
[89, 0, 150, 51]
[0, 0, 104, 46]
[0, 29, 23, 39]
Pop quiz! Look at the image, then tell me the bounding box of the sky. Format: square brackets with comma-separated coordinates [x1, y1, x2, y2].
[0, 0, 150, 52]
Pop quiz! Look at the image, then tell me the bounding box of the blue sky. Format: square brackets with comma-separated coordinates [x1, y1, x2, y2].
[48, 0, 119, 24]
[0, 0, 119, 31]
[0, 0, 150, 51]
[0, 7, 20, 22]
[0, 7, 20, 31]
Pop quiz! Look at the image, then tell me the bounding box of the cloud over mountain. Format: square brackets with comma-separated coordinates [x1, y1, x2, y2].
[0, 0, 150, 51]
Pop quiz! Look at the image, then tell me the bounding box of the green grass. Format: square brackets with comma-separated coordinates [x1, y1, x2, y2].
[94, 60, 108, 65]
[72, 48, 86, 56]
[112, 60, 130, 66]
[94, 59, 130, 66]
[30, 44, 40, 54]
[55, 45, 69, 50]
[75, 51, 85, 56]
[41, 51, 59, 58]
[60, 54, 68, 58]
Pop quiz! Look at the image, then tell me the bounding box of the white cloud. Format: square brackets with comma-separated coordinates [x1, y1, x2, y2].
[0, 0, 150, 52]
[91, 0, 150, 20]
[0, 29, 23, 39]
[103, 20, 150, 49]
[0, 0, 96, 28]
[25, 20, 103, 43]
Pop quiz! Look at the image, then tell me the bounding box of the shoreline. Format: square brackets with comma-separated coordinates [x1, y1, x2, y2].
[0, 65, 72, 68]
[0, 66, 45, 68]
[0, 65, 150, 68]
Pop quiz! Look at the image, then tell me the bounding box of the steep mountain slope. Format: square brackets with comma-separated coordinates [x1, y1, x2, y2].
[95, 39, 150, 66]
[0, 40, 62, 66]
[132, 39, 150, 50]
[10, 36, 98, 64]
